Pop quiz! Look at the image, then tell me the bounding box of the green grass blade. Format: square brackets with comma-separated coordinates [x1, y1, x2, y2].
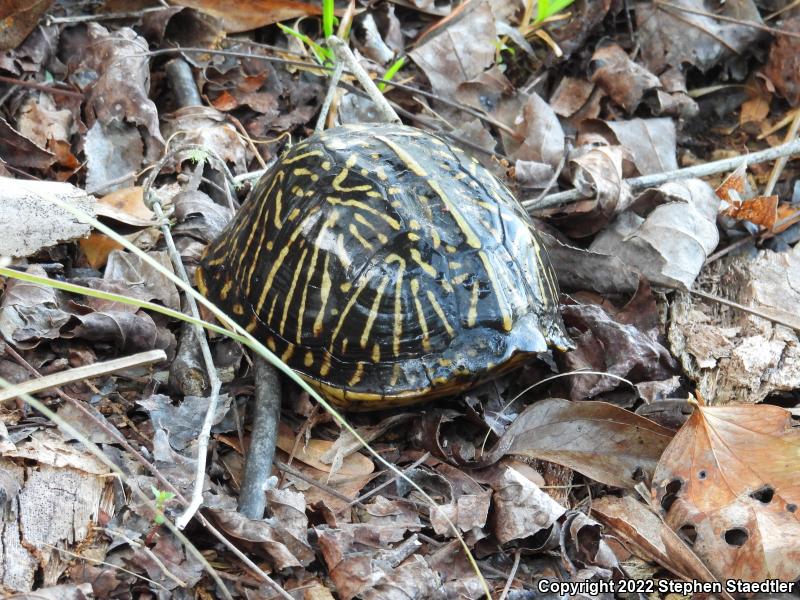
[322, 0, 335, 39]
[536, 0, 575, 22]
[377, 56, 406, 92]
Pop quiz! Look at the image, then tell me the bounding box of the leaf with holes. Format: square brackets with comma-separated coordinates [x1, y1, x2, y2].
[652, 403, 800, 582]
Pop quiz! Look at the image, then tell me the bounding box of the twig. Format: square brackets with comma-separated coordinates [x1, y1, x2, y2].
[141, 145, 227, 530]
[498, 549, 522, 600]
[326, 36, 401, 124]
[0, 75, 83, 98]
[0, 349, 166, 404]
[238, 357, 282, 519]
[764, 108, 800, 196]
[45, 7, 164, 24]
[315, 61, 344, 134]
[343, 452, 431, 511]
[524, 137, 800, 212]
[689, 289, 800, 332]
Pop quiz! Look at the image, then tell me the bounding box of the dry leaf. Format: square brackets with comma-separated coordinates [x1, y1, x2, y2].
[486, 398, 675, 489]
[717, 163, 778, 229]
[592, 495, 729, 595]
[590, 179, 720, 290]
[173, 0, 321, 32]
[652, 403, 800, 582]
[0, 0, 53, 51]
[79, 232, 124, 270]
[95, 187, 156, 227]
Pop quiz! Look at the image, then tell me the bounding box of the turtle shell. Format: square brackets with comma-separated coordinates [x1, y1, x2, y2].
[197, 124, 572, 409]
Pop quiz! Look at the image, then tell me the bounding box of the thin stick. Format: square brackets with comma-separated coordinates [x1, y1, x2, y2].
[315, 60, 344, 134]
[45, 7, 164, 24]
[342, 451, 431, 511]
[151, 198, 222, 530]
[326, 37, 400, 124]
[498, 549, 522, 600]
[764, 108, 800, 196]
[523, 137, 800, 212]
[689, 289, 800, 332]
[0, 75, 83, 98]
[0, 349, 165, 404]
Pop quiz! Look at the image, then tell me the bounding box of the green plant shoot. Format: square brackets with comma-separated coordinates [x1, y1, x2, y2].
[377, 56, 406, 92]
[151, 486, 176, 525]
[536, 0, 575, 22]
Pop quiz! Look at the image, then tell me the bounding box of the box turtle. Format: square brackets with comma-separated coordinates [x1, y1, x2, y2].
[197, 123, 572, 410]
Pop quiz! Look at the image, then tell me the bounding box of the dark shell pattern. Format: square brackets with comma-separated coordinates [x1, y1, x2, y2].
[198, 124, 571, 409]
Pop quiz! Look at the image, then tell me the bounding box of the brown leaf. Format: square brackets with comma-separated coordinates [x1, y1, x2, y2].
[408, 0, 496, 100]
[79, 232, 124, 269]
[636, 0, 764, 74]
[0, 0, 53, 51]
[762, 15, 800, 106]
[557, 298, 678, 402]
[94, 187, 156, 227]
[589, 179, 720, 290]
[487, 398, 675, 489]
[592, 495, 728, 592]
[173, 0, 321, 32]
[489, 465, 566, 544]
[652, 403, 800, 582]
[0, 266, 72, 349]
[0, 117, 55, 170]
[589, 44, 661, 113]
[544, 145, 632, 237]
[716, 163, 778, 229]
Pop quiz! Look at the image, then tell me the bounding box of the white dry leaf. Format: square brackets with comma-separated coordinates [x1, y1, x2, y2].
[590, 178, 720, 290]
[0, 177, 95, 258]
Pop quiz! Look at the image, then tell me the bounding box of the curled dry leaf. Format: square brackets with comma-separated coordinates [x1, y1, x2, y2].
[558, 299, 678, 401]
[104, 250, 180, 311]
[589, 44, 661, 113]
[0, 266, 72, 349]
[485, 398, 675, 489]
[209, 488, 315, 568]
[580, 118, 678, 176]
[94, 187, 156, 227]
[490, 465, 566, 544]
[545, 145, 632, 238]
[15, 94, 78, 170]
[0, 117, 55, 170]
[160, 106, 248, 174]
[316, 525, 439, 600]
[590, 178, 720, 290]
[652, 403, 800, 582]
[76, 23, 165, 190]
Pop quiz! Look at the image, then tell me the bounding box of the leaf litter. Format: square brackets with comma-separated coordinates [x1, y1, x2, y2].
[1, 1, 800, 598]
